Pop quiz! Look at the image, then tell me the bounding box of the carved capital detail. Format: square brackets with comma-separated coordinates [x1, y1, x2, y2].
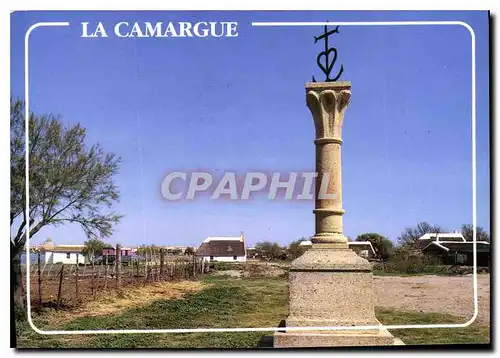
[306, 88, 351, 141]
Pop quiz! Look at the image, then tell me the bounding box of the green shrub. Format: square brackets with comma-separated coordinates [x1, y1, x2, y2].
[211, 262, 246, 271]
[381, 253, 444, 275]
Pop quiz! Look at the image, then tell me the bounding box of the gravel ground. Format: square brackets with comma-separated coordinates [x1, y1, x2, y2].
[374, 274, 490, 325]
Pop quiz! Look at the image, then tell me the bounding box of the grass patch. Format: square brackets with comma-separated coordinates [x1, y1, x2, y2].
[16, 275, 489, 348]
[376, 308, 490, 345]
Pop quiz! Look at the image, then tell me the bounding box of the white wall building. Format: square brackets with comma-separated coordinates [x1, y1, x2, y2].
[42, 243, 87, 264]
[196, 233, 247, 263]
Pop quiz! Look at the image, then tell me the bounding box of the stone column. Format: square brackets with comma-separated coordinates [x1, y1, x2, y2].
[274, 82, 401, 347]
[307, 81, 351, 247]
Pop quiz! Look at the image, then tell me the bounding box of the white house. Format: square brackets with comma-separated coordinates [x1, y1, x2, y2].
[417, 232, 467, 243]
[417, 232, 490, 266]
[42, 242, 87, 264]
[195, 233, 247, 263]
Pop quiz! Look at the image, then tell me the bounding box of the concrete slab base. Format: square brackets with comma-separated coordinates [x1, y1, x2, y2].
[274, 328, 403, 348]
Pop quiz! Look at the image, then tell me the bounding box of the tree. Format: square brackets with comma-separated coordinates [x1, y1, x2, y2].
[255, 241, 284, 260]
[397, 222, 445, 250]
[10, 99, 122, 311]
[184, 247, 195, 255]
[355, 233, 394, 261]
[461, 224, 490, 242]
[287, 238, 307, 260]
[82, 238, 107, 262]
[136, 245, 160, 258]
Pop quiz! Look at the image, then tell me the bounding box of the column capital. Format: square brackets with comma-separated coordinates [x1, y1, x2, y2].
[305, 81, 351, 142]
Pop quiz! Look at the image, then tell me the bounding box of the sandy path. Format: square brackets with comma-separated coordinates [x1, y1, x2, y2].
[374, 274, 490, 325]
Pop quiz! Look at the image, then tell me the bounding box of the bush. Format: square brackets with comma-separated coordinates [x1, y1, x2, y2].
[381, 253, 442, 275]
[211, 262, 246, 271]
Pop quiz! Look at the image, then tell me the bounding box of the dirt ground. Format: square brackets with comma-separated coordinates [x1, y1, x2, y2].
[374, 274, 490, 325]
[25, 264, 199, 310]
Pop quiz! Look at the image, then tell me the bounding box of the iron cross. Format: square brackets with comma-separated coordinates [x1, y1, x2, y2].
[312, 25, 344, 82]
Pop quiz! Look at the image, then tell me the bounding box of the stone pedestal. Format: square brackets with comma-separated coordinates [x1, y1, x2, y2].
[274, 82, 401, 347]
[274, 246, 399, 347]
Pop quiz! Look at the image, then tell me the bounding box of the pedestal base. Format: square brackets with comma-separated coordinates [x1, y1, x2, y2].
[274, 328, 403, 348]
[274, 246, 402, 348]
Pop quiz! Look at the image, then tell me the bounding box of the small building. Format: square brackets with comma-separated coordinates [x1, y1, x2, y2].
[102, 246, 137, 257]
[347, 241, 377, 259]
[418, 232, 490, 267]
[299, 240, 376, 259]
[101, 246, 137, 264]
[196, 233, 247, 263]
[41, 244, 86, 265]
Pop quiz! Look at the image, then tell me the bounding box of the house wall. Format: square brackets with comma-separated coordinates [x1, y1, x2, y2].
[426, 251, 490, 267]
[201, 255, 246, 263]
[102, 248, 137, 256]
[45, 252, 86, 264]
[102, 248, 115, 256]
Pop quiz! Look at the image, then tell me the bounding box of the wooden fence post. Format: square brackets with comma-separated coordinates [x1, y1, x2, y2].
[149, 248, 154, 282]
[75, 254, 79, 301]
[155, 249, 159, 282]
[104, 255, 108, 290]
[115, 244, 121, 288]
[144, 263, 151, 286]
[56, 264, 64, 310]
[135, 260, 139, 284]
[37, 251, 42, 308]
[91, 249, 96, 298]
[150, 249, 153, 283]
[95, 265, 101, 299]
[160, 248, 165, 281]
[144, 252, 148, 284]
[192, 254, 196, 278]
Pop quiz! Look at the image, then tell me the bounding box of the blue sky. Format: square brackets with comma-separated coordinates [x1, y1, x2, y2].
[11, 11, 490, 248]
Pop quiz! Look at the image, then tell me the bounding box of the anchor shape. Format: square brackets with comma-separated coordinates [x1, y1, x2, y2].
[312, 25, 344, 82]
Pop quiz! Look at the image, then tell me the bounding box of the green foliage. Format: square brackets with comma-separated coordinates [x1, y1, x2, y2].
[355, 233, 394, 261]
[211, 262, 246, 271]
[136, 245, 158, 257]
[397, 221, 445, 250]
[380, 250, 442, 275]
[82, 238, 107, 261]
[286, 238, 307, 260]
[461, 224, 490, 242]
[184, 247, 195, 255]
[254, 241, 285, 260]
[10, 99, 123, 258]
[10, 98, 122, 313]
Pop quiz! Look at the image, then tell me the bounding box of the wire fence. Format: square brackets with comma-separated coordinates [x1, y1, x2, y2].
[22, 245, 208, 310]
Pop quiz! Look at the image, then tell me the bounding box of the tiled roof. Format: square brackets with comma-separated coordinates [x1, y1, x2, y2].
[196, 240, 246, 257]
[48, 245, 85, 253]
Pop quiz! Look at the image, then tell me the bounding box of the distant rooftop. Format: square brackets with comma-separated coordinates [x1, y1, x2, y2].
[203, 234, 244, 243]
[418, 232, 466, 242]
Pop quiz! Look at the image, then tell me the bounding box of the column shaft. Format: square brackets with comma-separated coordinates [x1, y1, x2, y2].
[313, 140, 344, 244]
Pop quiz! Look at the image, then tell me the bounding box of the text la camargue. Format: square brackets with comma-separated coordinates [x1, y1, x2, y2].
[81, 21, 239, 38]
